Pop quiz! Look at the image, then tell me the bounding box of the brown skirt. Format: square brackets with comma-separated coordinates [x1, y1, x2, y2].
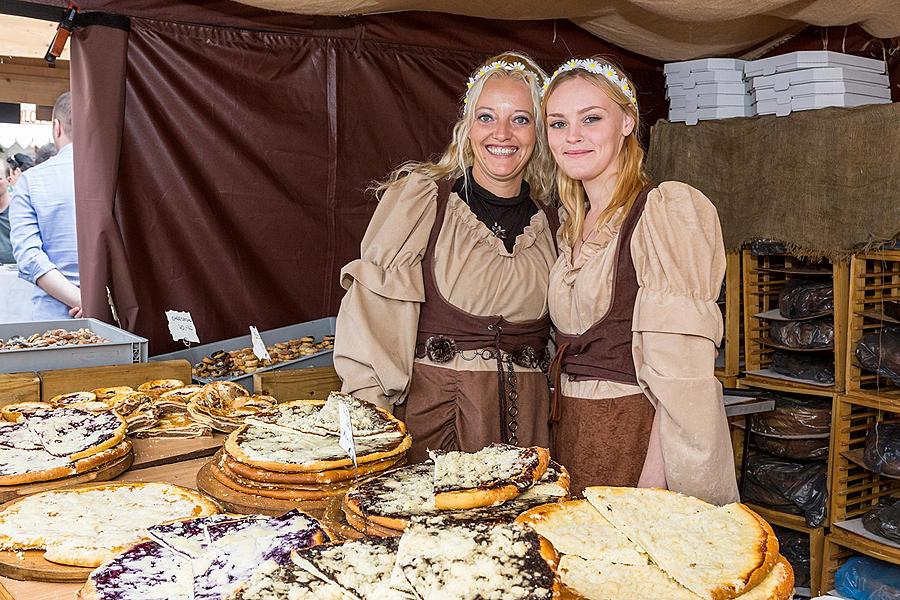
[552, 392, 655, 496]
[393, 361, 550, 463]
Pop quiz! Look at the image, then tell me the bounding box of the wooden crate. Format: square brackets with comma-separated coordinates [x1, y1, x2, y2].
[38, 360, 191, 401]
[0, 373, 40, 407]
[716, 251, 743, 382]
[741, 249, 849, 396]
[821, 526, 900, 594]
[746, 503, 825, 596]
[845, 249, 900, 402]
[253, 366, 341, 402]
[829, 394, 900, 526]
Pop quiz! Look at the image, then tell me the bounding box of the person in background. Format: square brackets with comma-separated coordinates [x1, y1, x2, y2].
[334, 52, 558, 462]
[5, 153, 35, 188]
[34, 143, 58, 165]
[0, 161, 14, 264]
[10, 92, 81, 319]
[543, 57, 738, 503]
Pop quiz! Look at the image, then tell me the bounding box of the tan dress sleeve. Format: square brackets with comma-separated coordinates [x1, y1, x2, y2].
[631, 181, 739, 505]
[333, 173, 437, 409]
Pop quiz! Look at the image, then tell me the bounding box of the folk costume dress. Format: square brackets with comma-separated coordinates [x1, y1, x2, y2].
[548, 181, 739, 504]
[334, 171, 558, 463]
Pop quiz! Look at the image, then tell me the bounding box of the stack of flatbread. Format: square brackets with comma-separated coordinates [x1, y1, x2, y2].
[231, 518, 558, 600]
[209, 393, 411, 509]
[0, 482, 219, 567]
[80, 510, 332, 600]
[516, 487, 795, 600]
[342, 444, 570, 537]
[0, 406, 131, 486]
[186, 381, 278, 432]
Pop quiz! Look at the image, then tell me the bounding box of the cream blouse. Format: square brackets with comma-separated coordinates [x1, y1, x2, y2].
[334, 172, 556, 410]
[549, 181, 738, 505]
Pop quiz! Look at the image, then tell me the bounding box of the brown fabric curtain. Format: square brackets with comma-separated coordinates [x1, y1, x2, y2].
[646, 102, 900, 260]
[70, 13, 663, 354]
[71, 23, 130, 324]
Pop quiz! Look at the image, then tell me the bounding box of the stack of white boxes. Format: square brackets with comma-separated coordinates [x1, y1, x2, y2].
[664, 58, 752, 125]
[745, 50, 891, 117]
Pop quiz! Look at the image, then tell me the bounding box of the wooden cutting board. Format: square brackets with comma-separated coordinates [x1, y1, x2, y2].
[0, 549, 93, 583]
[195, 460, 329, 517]
[0, 446, 134, 503]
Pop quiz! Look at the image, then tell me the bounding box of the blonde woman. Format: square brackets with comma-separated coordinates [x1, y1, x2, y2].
[334, 52, 558, 462]
[543, 58, 738, 503]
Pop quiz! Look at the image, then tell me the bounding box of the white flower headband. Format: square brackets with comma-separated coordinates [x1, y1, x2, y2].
[542, 59, 637, 105]
[464, 60, 542, 105]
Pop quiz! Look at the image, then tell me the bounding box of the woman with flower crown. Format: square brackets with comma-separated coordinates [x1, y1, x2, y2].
[542, 57, 739, 503]
[333, 52, 558, 462]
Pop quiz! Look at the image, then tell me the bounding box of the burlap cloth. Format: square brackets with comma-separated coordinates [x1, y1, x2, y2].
[647, 102, 900, 261]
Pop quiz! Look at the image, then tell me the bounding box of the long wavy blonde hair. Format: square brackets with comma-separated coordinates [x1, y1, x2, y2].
[373, 51, 554, 203]
[542, 56, 648, 246]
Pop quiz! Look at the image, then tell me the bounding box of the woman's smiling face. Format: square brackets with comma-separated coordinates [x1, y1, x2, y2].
[468, 76, 537, 196]
[545, 76, 635, 187]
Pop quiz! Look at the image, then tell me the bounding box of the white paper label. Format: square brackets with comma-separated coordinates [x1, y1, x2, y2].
[165, 310, 199, 343]
[249, 326, 271, 361]
[338, 400, 358, 469]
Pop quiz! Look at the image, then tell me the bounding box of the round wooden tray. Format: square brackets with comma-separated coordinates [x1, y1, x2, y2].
[196, 460, 332, 518]
[0, 444, 134, 504]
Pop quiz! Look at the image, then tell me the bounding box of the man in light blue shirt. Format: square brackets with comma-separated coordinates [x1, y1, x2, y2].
[10, 92, 81, 320]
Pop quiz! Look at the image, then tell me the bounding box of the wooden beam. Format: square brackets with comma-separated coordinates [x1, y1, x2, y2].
[0, 15, 70, 61]
[0, 57, 69, 106]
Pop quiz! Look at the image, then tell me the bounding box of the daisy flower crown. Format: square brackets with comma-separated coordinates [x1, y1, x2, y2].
[464, 60, 542, 105]
[542, 59, 637, 105]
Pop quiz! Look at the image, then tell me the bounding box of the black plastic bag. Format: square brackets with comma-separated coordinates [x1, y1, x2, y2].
[749, 239, 788, 256]
[750, 394, 831, 437]
[835, 555, 900, 600]
[769, 318, 834, 349]
[856, 328, 900, 385]
[771, 525, 810, 588]
[742, 452, 827, 527]
[778, 278, 834, 319]
[864, 423, 900, 477]
[771, 350, 835, 384]
[863, 500, 900, 544]
[753, 435, 829, 460]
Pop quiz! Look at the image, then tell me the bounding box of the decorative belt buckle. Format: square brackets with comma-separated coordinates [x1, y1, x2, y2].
[512, 346, 540, 369]
[425, 335, 457, 363]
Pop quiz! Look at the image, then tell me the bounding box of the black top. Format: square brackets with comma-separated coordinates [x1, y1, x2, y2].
[452, 169, 539, 253]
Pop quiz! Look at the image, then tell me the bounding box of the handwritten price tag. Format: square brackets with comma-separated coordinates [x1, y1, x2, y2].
[338, 400, 358, 469]
[165, 310, 199, 344]
[249, 326, 271, 361]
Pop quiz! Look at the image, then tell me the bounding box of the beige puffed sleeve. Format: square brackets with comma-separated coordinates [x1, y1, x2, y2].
[631, 181, 739, 505]
[333, 173, 438, 409]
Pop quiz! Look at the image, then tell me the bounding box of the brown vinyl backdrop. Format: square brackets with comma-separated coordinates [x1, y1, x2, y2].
[71, 12, 666, 354]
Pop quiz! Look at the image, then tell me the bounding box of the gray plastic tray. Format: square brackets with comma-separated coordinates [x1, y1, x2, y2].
[150, 316, 336, 393]
[0, 318, 148, 374]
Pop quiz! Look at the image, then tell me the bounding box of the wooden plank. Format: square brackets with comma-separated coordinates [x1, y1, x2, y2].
[39, 360, 191, 401]
[722, 251, 742, 378]
[0, 582, 15, 600]
[0, 16, 70, 60]
[0, 57, 70, 107]
[0, 576, 79, 600]
[253, 366, 341, 402]
[0, 373, 40, 407]
[130, 434, 225, 470]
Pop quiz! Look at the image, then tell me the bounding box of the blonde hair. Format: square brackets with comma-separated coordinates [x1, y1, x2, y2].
[373, 51, 554, 203]
[542, 56, 648, 246]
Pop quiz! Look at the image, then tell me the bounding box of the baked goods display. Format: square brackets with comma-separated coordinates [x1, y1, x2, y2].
[516, 487, 795, 600]
[0, 482, 219, 567]
[205, 393, 410, 508]
[0, 328, 109, 351]
[80, 510, 331, 599]
[191, 335, 335, 380]
[232, 519, 558, 599]
[0, 407, 129, 485]
[342, 457, 570, 536]
[186, 381, 277, 432]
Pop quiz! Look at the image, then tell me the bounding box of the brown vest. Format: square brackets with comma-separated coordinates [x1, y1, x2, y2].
[415, 178, 558, 356]
[415, 177, 558, 444]
[549, 183, 653, 420]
